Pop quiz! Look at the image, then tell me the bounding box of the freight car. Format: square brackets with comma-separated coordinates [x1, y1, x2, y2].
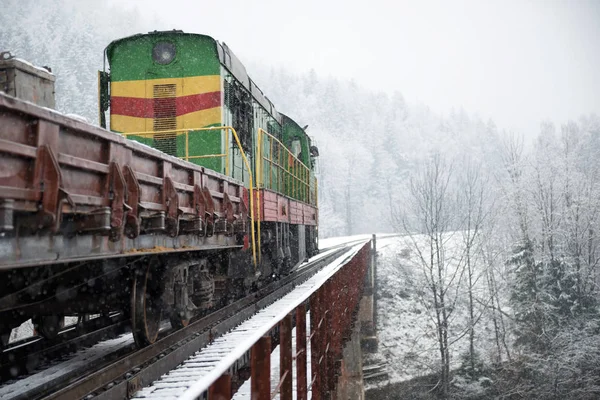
[0, 31, 319, 349]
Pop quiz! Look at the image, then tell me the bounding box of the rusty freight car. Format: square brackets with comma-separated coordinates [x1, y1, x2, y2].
[0, 70, 250, 347]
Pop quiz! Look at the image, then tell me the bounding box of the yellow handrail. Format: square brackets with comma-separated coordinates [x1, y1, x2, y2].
[227, 126, 258, 269]
[257, 128, 315, 205]
[121, 127, 231, 176]
[255, 128, 262, 265]
[121, 126, 257, 268]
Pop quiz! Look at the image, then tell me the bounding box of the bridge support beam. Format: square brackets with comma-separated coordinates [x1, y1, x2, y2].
[308, 242, 371, 400]
[335, 319, 365, 400]
[359, 234, 378, 352]
[334, 234, 379, 399]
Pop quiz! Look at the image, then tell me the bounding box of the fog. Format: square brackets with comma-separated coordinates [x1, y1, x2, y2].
[2, 3, 600, 397]
[114, 0, 600, 138]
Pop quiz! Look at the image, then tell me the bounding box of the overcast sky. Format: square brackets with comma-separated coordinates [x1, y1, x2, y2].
[116, 0, 600, 137]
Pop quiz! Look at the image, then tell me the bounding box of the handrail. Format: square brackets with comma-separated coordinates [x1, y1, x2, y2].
[257, 128, 311, 181]
[227, 126, 258, 269]
[257, 128, 315, 205]
[256, 126, 263, 265]
[121, 127, 231, 176]
[121, 126, 257, 268]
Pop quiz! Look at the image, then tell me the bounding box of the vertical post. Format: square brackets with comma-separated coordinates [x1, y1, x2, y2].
[269, 137, 273, 188]
[326, 282, 337, 400]
[280, 313, 293, 400]
[185, 130, 189, 161]
[208, 373, 231, 400]
[372, 234, 377, 332]
[225, 127, 230, 176]
[255, 129, 260, 188]
[251, 336, 271, 400]
[310, 292, 321, 400]
[296, 304, 308, 400]
[292, 160, 295, 199]
[321, 286, 331, 400]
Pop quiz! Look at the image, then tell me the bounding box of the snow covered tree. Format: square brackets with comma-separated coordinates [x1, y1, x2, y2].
[398, 154, 458, 396]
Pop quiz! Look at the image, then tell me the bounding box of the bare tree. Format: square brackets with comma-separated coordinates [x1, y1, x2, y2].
[499, 134, 530, 242]
[457, 158, 491, 379]
[481, 239, 512, 364]
[399, 154, 458, 396]
[344, 155, 355, 235]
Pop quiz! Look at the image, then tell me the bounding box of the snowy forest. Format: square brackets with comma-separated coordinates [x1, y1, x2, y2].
[2, 0, 600, 398]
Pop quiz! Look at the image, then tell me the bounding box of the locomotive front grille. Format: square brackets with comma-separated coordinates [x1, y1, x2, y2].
[153, 84, 177, 156]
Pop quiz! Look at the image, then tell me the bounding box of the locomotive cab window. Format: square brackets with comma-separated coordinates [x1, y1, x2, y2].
[291, 138, 302, 159]
[224, 78, 253, 152]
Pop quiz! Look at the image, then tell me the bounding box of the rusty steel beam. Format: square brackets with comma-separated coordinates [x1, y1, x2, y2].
[310, 291, 321, 400]
[279, 313, 293, 400]
[372, 234, 378, 331]
[321, 285, 331, 400]
[251, 335, 271, 400]
[208, 373, 232, 400]
[325, 280, 337, 400]
[296, 304, 307, 400]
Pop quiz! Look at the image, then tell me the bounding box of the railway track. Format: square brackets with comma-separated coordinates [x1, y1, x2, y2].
[0, 241, 362, 400]
[0, 313, 127, 381]
[0, 236, 383, 381]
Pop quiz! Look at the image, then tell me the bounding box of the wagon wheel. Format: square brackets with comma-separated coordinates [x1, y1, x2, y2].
[32, 315, 64, 340]
[131, 263, 164, 347]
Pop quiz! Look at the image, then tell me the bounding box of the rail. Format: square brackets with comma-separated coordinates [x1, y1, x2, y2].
[121, 126, 257, 267]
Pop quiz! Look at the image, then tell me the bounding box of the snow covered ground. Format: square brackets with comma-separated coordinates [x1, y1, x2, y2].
[366, 233, 505, 389]
[8, 317, 79, 344]
[319, 233, 398, 249]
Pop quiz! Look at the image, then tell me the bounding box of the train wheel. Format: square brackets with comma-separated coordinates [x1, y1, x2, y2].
[131, 263, 163, 347]
[32, 315, 64, 340]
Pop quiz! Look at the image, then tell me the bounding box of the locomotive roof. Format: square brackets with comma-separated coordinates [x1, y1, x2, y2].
[105, 30, 284, 126]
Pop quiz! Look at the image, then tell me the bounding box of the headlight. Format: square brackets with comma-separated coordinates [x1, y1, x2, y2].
[152, 42, 176, 65]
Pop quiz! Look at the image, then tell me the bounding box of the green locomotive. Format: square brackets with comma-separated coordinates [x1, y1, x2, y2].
[99, 30, 319, 280]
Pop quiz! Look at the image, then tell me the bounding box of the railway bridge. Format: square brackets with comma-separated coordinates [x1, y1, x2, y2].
[131, 238, 379, 400]
[0, 237, 379, 400]
[0, 54, 379, 400]
[134, 237, 378, 400]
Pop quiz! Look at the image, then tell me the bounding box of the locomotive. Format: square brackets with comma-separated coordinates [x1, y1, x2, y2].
[0, 31, 318, 348]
